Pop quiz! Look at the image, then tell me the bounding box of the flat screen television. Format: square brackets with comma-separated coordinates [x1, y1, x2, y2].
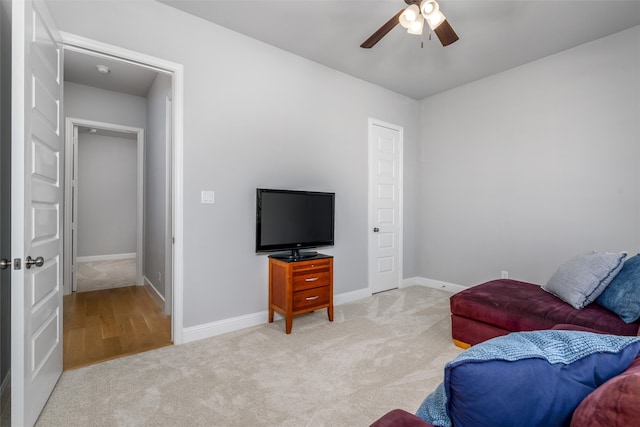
[256, 188, 335, 260]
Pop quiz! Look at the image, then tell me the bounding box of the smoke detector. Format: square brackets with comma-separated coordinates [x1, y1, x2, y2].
[96, 65, 111, 74]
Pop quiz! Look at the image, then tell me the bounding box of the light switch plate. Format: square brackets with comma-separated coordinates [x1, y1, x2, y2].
[201, 190, 215, 204]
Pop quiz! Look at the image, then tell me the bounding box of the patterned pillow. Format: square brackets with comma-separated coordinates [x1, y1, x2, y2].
[416, 331, 640, 427]
[542, 251, 627, 309]
[596, 254, 640, 323]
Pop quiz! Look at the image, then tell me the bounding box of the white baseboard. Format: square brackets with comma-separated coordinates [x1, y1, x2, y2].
[334, 287, 371, 305]
[144, 276, 165, 310]
[77, 253, 136, 263]
[182, 311, 267, 343]
[402, 276, 468, 294]
[181, 279, 469, 344]
[182, 286, 373, 344]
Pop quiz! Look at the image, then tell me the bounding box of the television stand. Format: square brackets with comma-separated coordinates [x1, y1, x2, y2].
[268, 254, 333, 334]
[270, 249, 318, 261]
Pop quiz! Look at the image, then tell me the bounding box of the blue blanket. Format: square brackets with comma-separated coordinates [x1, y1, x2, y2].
[417, 330, 640, 427]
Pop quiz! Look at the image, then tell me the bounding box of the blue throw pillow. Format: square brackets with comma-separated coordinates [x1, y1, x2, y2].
[542, 251, 627, 309]
[416, 331, 640, 427]
[597, 253, 640, 323]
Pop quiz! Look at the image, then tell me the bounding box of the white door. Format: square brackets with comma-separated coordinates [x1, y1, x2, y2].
[0, 0, 11, 411]
[368, 119, 403, 294]
[11, 0, 64, 425]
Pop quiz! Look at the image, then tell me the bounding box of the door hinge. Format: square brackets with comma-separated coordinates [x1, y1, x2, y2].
[14, 258, 22, 270]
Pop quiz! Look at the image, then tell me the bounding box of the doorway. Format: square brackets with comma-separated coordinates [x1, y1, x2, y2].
[59, 35, 183, 368]
[64, 119, 144, 295]
[368, 119, 403, 294]
[8, 4, 183, 421]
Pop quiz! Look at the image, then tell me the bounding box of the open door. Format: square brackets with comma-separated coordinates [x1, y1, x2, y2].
[11, 0, 64, 425]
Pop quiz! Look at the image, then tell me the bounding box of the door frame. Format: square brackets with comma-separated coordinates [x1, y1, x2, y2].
[164, 96, 173, 316]
[60, 32, 185, 344]
[63, 118, 145, 294]
[367, 118, 404, 293]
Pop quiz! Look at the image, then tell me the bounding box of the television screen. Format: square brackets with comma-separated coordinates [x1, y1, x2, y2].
[256, 188, 334, 259]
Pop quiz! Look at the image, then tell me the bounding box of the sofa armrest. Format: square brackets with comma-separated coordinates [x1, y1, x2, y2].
[370, 409, 434, 427]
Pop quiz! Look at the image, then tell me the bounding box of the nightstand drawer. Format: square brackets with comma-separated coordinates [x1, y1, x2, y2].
[292, 270, 330, 291]
[292, 259, 331, 272]
[293, 286, 330, 311]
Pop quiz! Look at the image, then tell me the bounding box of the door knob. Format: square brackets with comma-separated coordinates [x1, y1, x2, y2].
[373, 227, 380, 232]
[25, 256, 44, 269]
[0, 258, 9, 270]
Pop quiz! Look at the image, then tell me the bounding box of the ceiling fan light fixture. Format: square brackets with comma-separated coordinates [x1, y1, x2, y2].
[420, 0, 439, 17]
[399, 4, 420, 29]
[360, 0, 458, 49]
[426, 10, 446, 30]
[407, 16, 424, 35]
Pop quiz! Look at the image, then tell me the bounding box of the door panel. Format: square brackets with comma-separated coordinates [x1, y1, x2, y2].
[11, 0, 64, 426]
[368, 120, 403, 294]
[0, 0, 12, 414]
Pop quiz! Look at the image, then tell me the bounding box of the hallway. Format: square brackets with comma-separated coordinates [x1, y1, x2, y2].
[63, 286, 171, 370]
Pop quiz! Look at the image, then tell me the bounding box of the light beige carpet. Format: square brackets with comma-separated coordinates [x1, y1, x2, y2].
[37, 286, 463, 426]
[76, 258, 136, 292]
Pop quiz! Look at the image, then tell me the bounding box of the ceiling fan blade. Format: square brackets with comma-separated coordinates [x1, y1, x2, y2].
[433, 19, 459, 47]
[360, 9, 405, 49]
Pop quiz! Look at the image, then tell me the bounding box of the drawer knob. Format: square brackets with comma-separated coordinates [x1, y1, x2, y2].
[305, 295, 320, 301]
[305, 277, 319, 282]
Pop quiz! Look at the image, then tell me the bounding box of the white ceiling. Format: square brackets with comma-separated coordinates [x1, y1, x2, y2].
[61, 1, 640, 100]
[64, 48, 159, 97]
[157, 0, 640, 100]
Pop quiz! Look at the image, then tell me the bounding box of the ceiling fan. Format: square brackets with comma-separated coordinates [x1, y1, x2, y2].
[361, 0, 459, 49]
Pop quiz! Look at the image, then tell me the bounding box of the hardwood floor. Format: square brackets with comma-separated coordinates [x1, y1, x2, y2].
[63, 286, 172, 370]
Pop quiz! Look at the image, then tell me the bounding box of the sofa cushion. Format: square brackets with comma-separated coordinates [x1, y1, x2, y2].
[416, 330, 640, 427]
[450, 280, 640, 340]
[542, 251, 626, 309]
[370, 409, 433, 427]
[596, 253, 640, 323]
[570, 356, 640, 427]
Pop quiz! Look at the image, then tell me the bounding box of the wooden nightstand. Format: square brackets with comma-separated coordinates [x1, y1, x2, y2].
[268, 254, 334, 334]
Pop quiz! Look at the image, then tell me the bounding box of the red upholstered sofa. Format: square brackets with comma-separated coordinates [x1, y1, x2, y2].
[372, 354, 640, 427]
[450, 279, 640, 348]
[372, 349, 640, 427]
[371, 327, 640, 427]
[371, 280, 640, 426]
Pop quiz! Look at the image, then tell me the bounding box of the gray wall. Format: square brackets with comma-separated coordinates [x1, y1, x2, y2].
[64, 82, 146, 258]
[48, 0, 422, 328]
[418, 25, 640, 287]
[77, 132, 138, 257]
[64, 81, 146, 129]
[145, 74, 171, 295]
[0, 0, 12, 397]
